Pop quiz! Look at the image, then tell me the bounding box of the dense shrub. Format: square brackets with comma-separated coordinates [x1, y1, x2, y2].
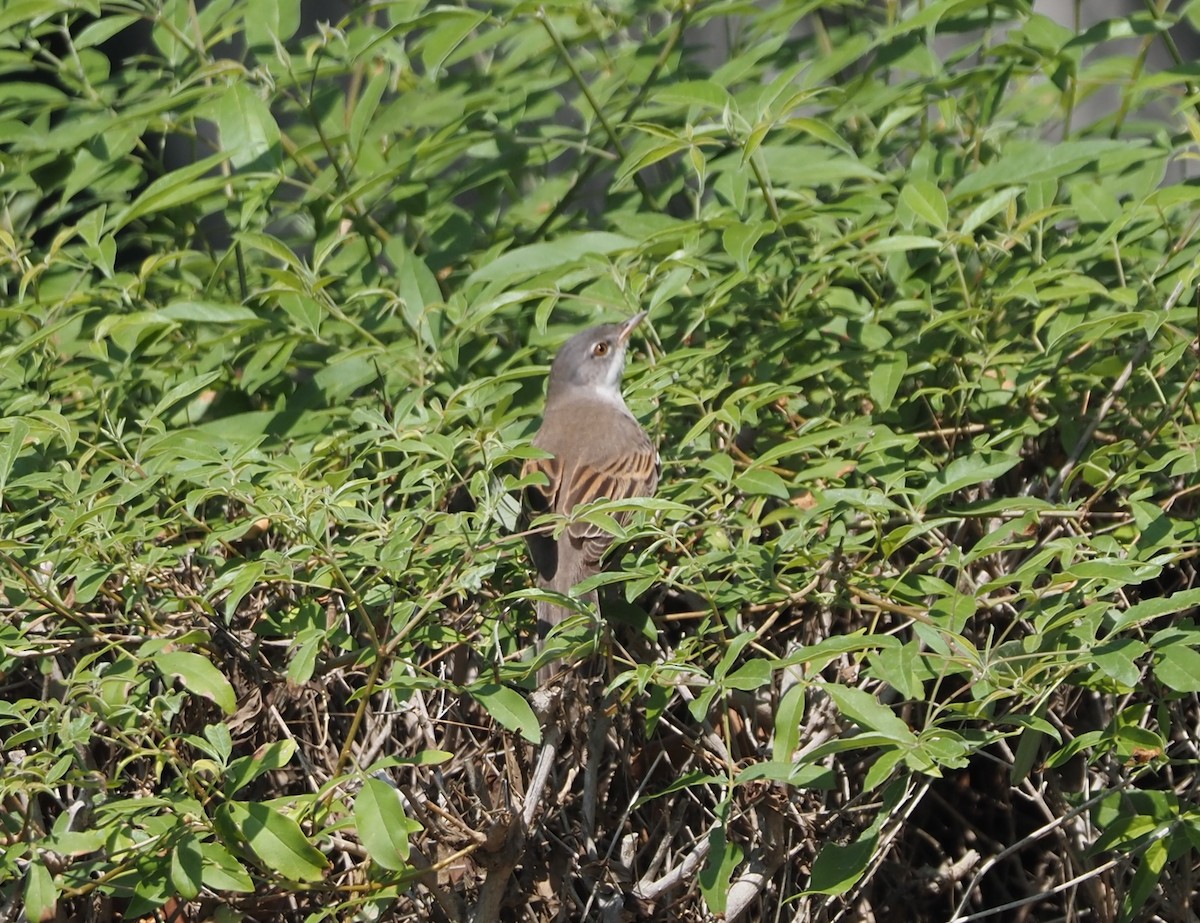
[2, 1, 1199, 920]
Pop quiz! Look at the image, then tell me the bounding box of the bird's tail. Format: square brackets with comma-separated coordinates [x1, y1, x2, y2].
[535, 582, 598, 686]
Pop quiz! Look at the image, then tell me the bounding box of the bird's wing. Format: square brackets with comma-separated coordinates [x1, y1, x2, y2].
[521, 453, 561, 581]
[562, 434, 659, 556]
[522, 452, 560, 514]
[523, 420, 659, 577]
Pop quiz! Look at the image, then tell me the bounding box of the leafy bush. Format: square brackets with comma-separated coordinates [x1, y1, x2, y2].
[3, 0, 1200, 920]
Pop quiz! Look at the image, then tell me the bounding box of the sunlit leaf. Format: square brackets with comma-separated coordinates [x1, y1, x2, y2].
[218, 801, 329, 883]
[153, 652, 237, 714]
[469, 683, 540, 744]
[355, 777, 422, 871]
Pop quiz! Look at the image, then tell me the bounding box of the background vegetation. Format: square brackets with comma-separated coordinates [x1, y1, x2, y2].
[3, 0, 1200, 920]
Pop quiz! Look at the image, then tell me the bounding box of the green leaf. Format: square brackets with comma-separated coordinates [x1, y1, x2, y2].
[109, 152, 233, 232]
[76, 13, 141, 48]
[863, 234, 941, 254]
[868, 352, 907, 412]
[880, 0, 974, 37]
[355, 777, 421, 871]
[286, 626, 323, 686]
[211, 561, 266, 623]
[788, 116, 855, 153]
[771, 684, 806, 760]
[862, 747, 904, 792]
[225, 740, 297, 796]
[725, 658, 772, 691]
[1010, 725, 1045, 785]
[699, 825, 743, 914]
[1067, 558, 1161, 583]
[916, 453, 1019, 508]
[1045, 730, 1105, 770]
[722, 221, 771, 272]
[219, 801, 329, 883]
[244, 0, 301, 44]
[735, 467, 790, 500]
[170, 834, 204, 900]
[23, 858, 56, 923]
[145, 371, 223, 423]
[960, 186, 1021, 236]
[616, 135, 689, 189]
[198, 842, 254, 893]
[953, 139, 1134, 197]
[0, 0, 67, 33]
[808, 830, 877, 895]
[1112, 589, 1200, 632]
[780, 633, 883, 673]
[469, 683, 540, 743]
[365, 751, 455, 771]
[713, 631, 758, 681]
[647, 265, 693, 314]
[1092, 639, 1146, 688]
[420, 10, 488, 74]
[467, 233, 636, 286]
[204, 722, 234, 763]
[899, 179, 948, 229]
[1093, 813, 1161, 854]
[633, 770, 725, 807]
[1122, 835, 1169, 923]
[388, 243, 443, 348]
[653, 79, 729, 108]
[820, 682, 916, 745]
[868, 640, 925, 700]
[216, 82, 281, 171]
[160, 301, 260, 324]
[737, 761, 834, 789]
[349, 67, 389, 156]
[1153, 644, 1200, 693]
[153, 651, 237, 714]
[0, 419, 30, 501]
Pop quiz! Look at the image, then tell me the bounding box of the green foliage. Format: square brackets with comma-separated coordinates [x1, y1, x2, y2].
[2, 0, 1200, 919]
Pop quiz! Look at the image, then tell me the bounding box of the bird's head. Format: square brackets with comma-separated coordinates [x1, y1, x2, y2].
[546, 311, 647, 402]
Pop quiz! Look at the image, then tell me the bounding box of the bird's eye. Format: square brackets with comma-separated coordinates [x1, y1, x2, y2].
[592, 341, 610, 357]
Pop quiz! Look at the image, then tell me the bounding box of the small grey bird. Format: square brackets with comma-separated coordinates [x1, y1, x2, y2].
[522, 312, 659, 684]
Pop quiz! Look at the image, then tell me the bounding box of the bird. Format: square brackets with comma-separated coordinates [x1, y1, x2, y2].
[522, 312, 659, 685]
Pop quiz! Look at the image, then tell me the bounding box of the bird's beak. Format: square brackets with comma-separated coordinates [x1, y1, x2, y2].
[618, 311, 647, 344]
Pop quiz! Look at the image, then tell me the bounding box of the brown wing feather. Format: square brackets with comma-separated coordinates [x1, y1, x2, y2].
[521, 454, 561, 581]
[563, 436, 659, 558]
[524, 401, 658, 594]
[521, 454, 560, 513]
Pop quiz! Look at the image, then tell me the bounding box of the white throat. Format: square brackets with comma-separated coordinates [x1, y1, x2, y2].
[551, 380, 633, 416]
[587, 382, 629, 410]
